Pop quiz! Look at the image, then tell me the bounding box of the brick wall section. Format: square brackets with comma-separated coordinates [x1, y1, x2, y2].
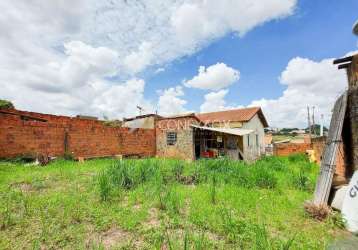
[310, 136, 326, 164]
[311, 137, 345, 177]
[0, 109, 156, 159]
[274, 137, 346, 178]
[156, 116, 199, 161]
[273, 143, 311, 156]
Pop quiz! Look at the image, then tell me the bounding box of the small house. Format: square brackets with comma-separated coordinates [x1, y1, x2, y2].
[155, 107, 268, 161]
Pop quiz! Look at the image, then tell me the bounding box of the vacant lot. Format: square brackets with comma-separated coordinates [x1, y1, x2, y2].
[0, 156, 348, 249]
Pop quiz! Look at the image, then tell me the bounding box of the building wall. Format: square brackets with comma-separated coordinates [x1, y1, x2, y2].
[241, 114, 266, 161]
[123, 116, 156, 129]
[212, 121, 243, 128]
[0, 110, 156, 159]
[156, 117, 198, 161]
[273, 143, 311, 156]
[311, 136, 346, 179]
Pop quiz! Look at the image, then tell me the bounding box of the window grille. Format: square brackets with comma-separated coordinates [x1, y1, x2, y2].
[167, 132, 177, 145]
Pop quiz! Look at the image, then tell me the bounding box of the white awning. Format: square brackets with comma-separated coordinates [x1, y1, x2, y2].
[191, 125, 254, 136]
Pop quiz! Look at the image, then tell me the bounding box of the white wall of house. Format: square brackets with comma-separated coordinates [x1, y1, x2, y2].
[241, 114, 265, 161]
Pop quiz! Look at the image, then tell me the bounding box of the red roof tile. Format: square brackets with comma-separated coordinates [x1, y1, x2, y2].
[196, 107, 268, 127]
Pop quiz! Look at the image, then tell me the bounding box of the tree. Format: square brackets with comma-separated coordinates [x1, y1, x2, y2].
[0, 99, 14, 109]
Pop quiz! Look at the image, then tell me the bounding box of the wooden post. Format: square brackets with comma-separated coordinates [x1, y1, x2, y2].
[347, 55, 358, 171]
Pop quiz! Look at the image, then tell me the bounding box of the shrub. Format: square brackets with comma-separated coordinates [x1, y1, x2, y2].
[291, 170, 312, 191]
[258, 156, 286, 171]
[251, 167, 277, 189]
[109, 161, 134, 190]
[210, 174, 217, 204]
[0, 99, 14, 109]
[172, 161, 184, 180]
[157, 186, 181, 214]
[98, 170, 111, 201]
[288, 153, 307, 163]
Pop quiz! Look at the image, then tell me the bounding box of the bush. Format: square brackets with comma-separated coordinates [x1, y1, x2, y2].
[157, 186, 181, 214]
[109, 161, 134, 190]
[98, 170, 111, 201]
[252, 168, 277, 189]
[96, 155, 313, 201]
[288, 153, 307, 163]
[291, 170, 312, 191]
[0, 99, 14, 109]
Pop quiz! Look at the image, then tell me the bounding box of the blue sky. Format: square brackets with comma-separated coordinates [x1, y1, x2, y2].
[1, 0, 357, 127]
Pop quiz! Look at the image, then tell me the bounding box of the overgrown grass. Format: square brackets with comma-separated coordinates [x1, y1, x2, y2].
[0, 156, 348, 249]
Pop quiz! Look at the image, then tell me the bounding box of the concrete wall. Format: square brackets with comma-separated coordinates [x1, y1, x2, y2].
[0, 109, 156, 159]
[241, 114, 266, 161]
[156, 117, 198, 161]
[123, 116, 156, 129]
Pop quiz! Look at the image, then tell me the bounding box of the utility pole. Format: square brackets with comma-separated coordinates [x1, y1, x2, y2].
[320, 114, 324, 136]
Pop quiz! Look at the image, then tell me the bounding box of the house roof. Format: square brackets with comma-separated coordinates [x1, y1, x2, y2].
[196, 107, 269, 127]
[123, 113, 162, 122]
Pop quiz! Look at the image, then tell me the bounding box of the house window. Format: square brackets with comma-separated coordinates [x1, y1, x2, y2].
[247, 135, 250, 147]
[167, 132, 177, 145]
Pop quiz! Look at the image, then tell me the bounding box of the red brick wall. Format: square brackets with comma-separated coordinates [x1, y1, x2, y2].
[273, 137, 346, 178]
[0, 109, 156, 159]
[273, 143, 311, 156]
[311, 136, 346, 178]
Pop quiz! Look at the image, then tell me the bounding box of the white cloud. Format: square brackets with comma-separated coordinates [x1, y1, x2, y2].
[123, 42, 154, 75]
[200, 89, 243, 112]
[0, 0, 298, 117]
[157, 86, 188, 116]
[250, 56, 348, 128]
[184, 63, 240, 90]
[171, 0, 297, 49]
[154, 68, 166, 74]
[200, 90, 229, 112]
[92, 79, 153, 119]
[0, 40, 151, 119]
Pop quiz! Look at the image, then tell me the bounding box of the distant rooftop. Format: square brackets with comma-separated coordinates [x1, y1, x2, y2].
[196, 107, 268, 127]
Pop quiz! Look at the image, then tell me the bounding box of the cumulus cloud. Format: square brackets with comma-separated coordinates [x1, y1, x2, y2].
[0, 0, 298, 117]
[200, 89, 243, 112]
[92, 79, 153, 119]
[123, 42, 154, 74]
[0, 39, 151, 119]
[157, 86, 189, 116]
[184, 63, 240, 90]
[200, 90, 229, 112]
[250, 56, 348, 128]
[171, 0, 297, 49]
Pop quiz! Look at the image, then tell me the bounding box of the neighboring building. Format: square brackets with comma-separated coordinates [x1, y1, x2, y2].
[196, 107, 269, 161]
[123, 114, 162, 129]
[154, 107, 269, 162]
[156, 114, 200, 160]
[0, 106, 269, 162]
[290, 129, 306, 135]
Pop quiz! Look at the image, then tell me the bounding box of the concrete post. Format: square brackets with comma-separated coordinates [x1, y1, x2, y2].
[347, 55, 358, 171]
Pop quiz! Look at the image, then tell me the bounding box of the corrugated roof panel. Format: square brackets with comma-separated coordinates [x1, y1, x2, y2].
[191, 125, 254, 136]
